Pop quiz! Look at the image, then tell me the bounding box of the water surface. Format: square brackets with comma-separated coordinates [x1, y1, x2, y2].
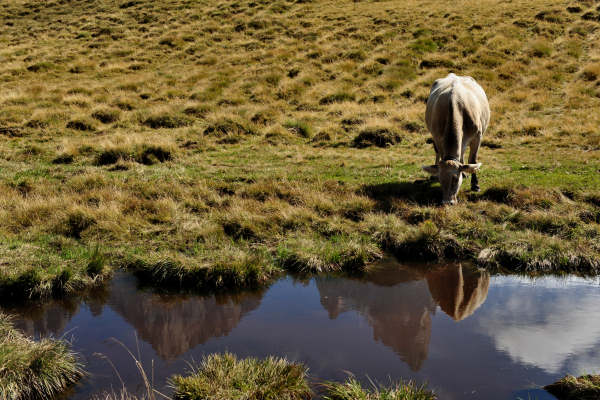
[5, 259, 600, 399]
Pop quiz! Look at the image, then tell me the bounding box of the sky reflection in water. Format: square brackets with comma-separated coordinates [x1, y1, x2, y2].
[4, 258, 600, 400]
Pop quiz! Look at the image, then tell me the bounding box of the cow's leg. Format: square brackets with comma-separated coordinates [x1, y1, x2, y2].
[469, 135, 482, 192]
[434, 141, 440, 165]
[429, 142, 439, 181]
[460, 142, 468, 179]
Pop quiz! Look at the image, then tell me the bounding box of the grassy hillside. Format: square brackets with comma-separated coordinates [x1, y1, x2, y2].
[1, 0, 600, 300]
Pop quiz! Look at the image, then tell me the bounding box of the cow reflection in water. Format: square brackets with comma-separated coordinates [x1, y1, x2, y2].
[316, 261, 489, 371]
[426, 264, 490, 321]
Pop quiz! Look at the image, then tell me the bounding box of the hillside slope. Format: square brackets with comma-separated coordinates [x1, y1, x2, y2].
[0, 0, 600, 299]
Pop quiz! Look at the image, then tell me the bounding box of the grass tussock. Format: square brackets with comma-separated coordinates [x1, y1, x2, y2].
[0, 239, 110, 301]
[0, 313, 83, 400]
[143, 112, 193, 129]
[91, 108, 121, 124]
[171, 353, 311, 400]
[276, 235, 382, 274]
[127, 246, 278, 292]
[94, 144, 173, 166]
[545, 374, 600, 400]
[352, 128, 402, 148]
[323, 377, 436, 400]
[379, 221, 468, 262]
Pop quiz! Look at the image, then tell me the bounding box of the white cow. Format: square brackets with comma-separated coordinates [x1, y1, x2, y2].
[422, 73, 490, 205]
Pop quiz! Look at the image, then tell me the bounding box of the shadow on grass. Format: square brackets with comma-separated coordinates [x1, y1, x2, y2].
[361, 179, 442, 209]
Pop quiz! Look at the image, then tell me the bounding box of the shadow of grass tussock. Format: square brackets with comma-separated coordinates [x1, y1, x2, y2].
[91, 108, 121, 124]
[203, 117, 258, 137]
[94, 144, 173, 166]
[66, 118, 96, 131]
[171, 353, 311, 400]
[352, 128, 402, 148]
[545, 374, 600, 400]
[322, 376, 436, 400]
[362, 180, 442, 209]
[470, 186, 567, 210]
[0, 313, 83, 400]
[143, 112, 193, 129]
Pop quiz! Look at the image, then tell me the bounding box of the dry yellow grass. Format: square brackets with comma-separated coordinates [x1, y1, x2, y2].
[0, 0, 599, 300]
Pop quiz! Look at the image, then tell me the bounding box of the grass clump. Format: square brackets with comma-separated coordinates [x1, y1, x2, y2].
[52, 153, 74, 164]
[352, 128, 402, 148]
[204, 117, 258, 137]
[62, 210, 96, 239]
[171, 353, 311, 400]
[581, 62, 600, 81]
[544, 374, 600, 400]
[66, 118, 96, 131]
[86, 246, 106, 277]
[143, 112, 193, 129]
[0, 240, 111, 301]
[91, 108, 121, 124]
[530, 40, 553, 57]
[276, 235, 382, 274]
[26, 62, 55, 72]
[319, 92, 356, 105]
[283, 120, 313, 138]
[476, 242, 600, 275]
[94, 148, 129, 166]
[94, 144, 172, 166]
[0, 313, 83, 400]
[127, 246, 279, 291]
[323, 377, 435, 400]
[380, 221, 467, 262]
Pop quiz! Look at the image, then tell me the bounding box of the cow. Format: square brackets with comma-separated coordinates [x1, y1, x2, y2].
[422, 73, 490, 205]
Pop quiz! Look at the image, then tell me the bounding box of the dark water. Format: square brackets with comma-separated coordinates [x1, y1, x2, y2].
[4, 259, 600, 399]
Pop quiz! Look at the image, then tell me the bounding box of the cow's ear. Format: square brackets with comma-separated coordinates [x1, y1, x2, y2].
[422, 165, 439, 175]
[460, 163, 482, 174]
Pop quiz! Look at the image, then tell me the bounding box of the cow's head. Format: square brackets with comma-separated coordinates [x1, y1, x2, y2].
[422, 160, 481, 205]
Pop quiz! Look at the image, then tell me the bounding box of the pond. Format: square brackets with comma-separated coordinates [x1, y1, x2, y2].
[4, 258, 600, 399]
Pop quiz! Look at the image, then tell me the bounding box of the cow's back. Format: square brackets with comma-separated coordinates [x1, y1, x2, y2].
[425, 74, 490, 138]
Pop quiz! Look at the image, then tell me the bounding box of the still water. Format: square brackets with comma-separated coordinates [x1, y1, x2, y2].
[4, 259, 600, 399]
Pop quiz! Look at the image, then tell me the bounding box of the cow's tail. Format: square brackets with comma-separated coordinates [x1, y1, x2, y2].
[443, 92, 463, 160]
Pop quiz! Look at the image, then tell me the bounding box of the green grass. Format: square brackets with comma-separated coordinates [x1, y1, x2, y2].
[0, 313, 83, 400]
[0, 0, 600, 301]
[323, 377, 436, 400]
[544, 374, 600, 400]
[170, 353, 312, 400]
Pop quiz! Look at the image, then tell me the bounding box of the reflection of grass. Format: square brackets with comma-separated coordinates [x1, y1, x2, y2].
[1, 0, 600, 302]
[171, 353, 312, 400]
[323, 377, 435, 400]
[92, 337, 169, 400]
[0, 313, 83, 399]
[545, 374, 600, 400]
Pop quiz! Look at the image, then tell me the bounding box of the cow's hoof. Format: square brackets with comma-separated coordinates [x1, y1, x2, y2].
[471, 185, 480, 192]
